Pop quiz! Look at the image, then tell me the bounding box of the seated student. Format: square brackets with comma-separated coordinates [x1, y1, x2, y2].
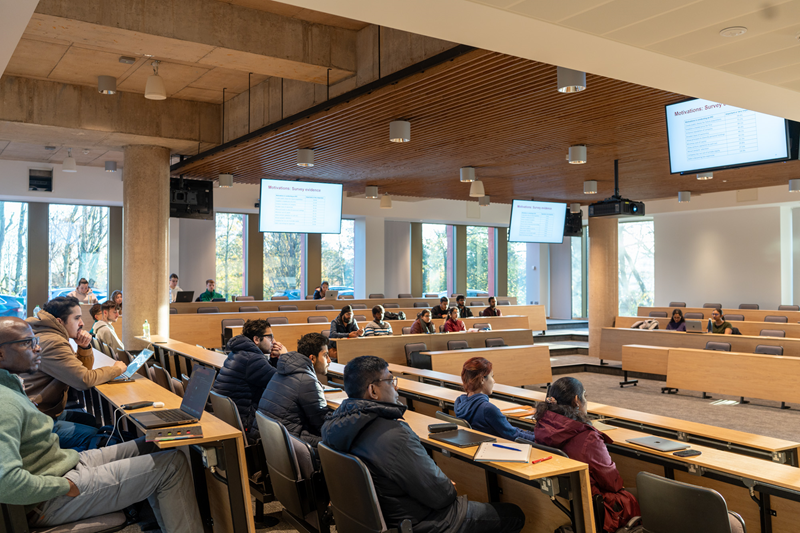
[212, 319, 287, 439]
[93, 300, 125, 353]
[666, 309, 686, 331]
[329, 305, 364, 339]
[443, 307, 466, 333]
[364, 305, 393, 337]
[410, 309, 436, 334]
[430, 296, 450, 319]
[110, 290, 123, 315]
[168, 273, 183, 303]
[710, 308, 733, 335]
[257, 332, 332, 446]
[67, 278, 98, 305]
[481, 296, 502, 317]
[87, 304, 102, 335]
[197, 279, 224, 302]
[455, 295, 474, 318]
[454, 357, 535, 442]
[534, 377, 639, 532]
[313, 281, 329, 300]
[0, 316, 203, 533]
[322, 355, 525, 533]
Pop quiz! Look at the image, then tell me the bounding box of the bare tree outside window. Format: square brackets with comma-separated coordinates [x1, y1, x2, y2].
[49, 205, 109, 296]
[618, 220, 655, 316]
[466, 226, 490, 293]
[571, 235, 583, 318]
[507, 242, 526, 303]
[215, 213, 246, 300]
[264, 233, 303, 299]
[422, 224, 448, 295]
[0, 202, 28, 317]
[321, 219, 354, 288]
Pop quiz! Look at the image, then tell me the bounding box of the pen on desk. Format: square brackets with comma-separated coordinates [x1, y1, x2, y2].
[492, 443, 521, 452]
[532, 455, 553, 464]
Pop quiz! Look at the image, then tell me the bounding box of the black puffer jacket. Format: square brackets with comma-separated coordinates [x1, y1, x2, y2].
[211, 335, 276, 436]
[256, 351, 330, 446]
[322, 399, 467, 533]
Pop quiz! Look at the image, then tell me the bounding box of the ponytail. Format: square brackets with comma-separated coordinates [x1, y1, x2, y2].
[534, 377, 591, 425]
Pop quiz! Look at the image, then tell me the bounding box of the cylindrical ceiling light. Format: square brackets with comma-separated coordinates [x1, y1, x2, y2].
[478, 195, 490, 206]
[145, 60, 167, 100]
[365, 186, 379, 199]
[218, 173, 234, 188]
[104, 161, 117, 172]
[97, 75, 117, 95]
[469, 180, 485, 198]
[389, 120, 410, 143]
[297, 149, 314, 167]
[697, 172, 713, 180]
[460, 167, 476, 183]
[567, 145, 587, 164]
[557, 66, 586, 93]
[790, 179, 800, 192]
[380, 193, 392, 209]
[570, 203, 581, 214]
[583, 180, 597, 194]
[62, 148, 77, 172]
[678, 191, 691, 203]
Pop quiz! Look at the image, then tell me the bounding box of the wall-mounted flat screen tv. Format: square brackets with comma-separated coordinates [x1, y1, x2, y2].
[259, 179, 343, 234]
[508, 200, 567, 244]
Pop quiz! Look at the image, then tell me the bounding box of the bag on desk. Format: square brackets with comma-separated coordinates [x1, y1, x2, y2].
[384, 311, 406, 320]
[630, 320, 658, 330]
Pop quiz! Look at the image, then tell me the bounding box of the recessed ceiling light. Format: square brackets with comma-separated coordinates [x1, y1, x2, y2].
[720, 26, 747, 38]
[118, 56, 136, 65]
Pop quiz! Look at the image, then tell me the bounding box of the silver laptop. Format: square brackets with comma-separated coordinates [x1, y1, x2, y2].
[324, 290, 339, 300]
[108, 349, 154, 383]
[627, 436, 690, 452]
[685, 320, 703, 333]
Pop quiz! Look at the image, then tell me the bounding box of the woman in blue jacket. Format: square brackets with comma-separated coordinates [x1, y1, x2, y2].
[454, 357, 535, 442]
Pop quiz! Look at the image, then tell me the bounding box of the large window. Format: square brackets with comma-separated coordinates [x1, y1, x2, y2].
[507, 242, 526, 303]
[619, 220, 655, 316]
[0, 202, 28, 317]
[321, 219, 355, 295]
[422, 224, 449, 296]
[264, 233, 304, 300]
[215, 213, 246, 300]
[571, 232, 586, 318]
[466, 226, 492, 294]
[49, 205, 109, 300]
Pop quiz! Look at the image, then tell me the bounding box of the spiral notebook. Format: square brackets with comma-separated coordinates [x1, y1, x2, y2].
[473, 442, 532, 463]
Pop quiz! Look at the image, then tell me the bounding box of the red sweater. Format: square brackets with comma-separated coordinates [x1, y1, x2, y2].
[443, 318, 466, 332]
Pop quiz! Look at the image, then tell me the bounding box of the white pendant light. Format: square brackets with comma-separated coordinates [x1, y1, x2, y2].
[145, 60, 167, 100]
[380, 193, 392, 209]
[697, 172, 713, 180]
[297, 149, 314, 167]
[557, 67, 586, 93]
[469, 180, 485, 197]
[218, 173, 234, 188]
[97, 75, 116, 95]
[62, 148, 77, 172]
[365, 186, 379, 199]
[583, 180, 597, 194]
[567, 145, 587, 164]
[104, 161, 117, 172]
[460, 167, 476, 183]
[678, 191, 691, 203]
[478, 195, 490, 206]
[790, 179, 800, 192]
[389, 120, 410, 143]
[570, 203, 581, 214]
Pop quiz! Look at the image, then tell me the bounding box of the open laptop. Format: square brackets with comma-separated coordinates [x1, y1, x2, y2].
[130, 365, 216, 429]
[626, 436, 690, 452]
[429, 429, 496, 448]
[175, 291, 194, 303]
[108, 349, 155, 383]
[324, 290, 339, 300]
[685, 320, 704, 333]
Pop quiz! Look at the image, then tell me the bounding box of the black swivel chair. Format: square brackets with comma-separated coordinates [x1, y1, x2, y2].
[446, 340, 469, 350]
[221, 318, 245, 347]
[404, 342, 430, 369]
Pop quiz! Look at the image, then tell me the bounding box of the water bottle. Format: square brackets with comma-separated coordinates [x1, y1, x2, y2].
[143, 320, 151, 340]
[33, 305, 41, 317]
[707, 318, 712, 333]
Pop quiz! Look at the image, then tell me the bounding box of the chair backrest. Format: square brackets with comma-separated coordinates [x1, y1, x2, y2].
[704, 341, 731, 352]
[434, 411, 471, 428]
[268, 317, 289, 325]
[340, 294, 354, 299]
[413, 302, 428, 308]
[322, 330, 331, 339]
[278, 305, 298, 311]
[725, 314, 744, 321]
[318, 443, 396, 533]
[152, 364, 175, 392]
[236, 296, 255, 301]
[738, 303, 759, 309]
[169, 307, 177, 314]
[765, 315, 788, 323]
[473, 322, 491, 331]
[439, 324, 446, 332]
[238, 306, 259, 312]
[90, 337, 101, 351]
[315, 304, 334, 310]
[447, 340, 469, 350]
[368, 293, 384, 299]
[469, 301, 485, 307]
[760, 329, 786, 338]
[398, 293, 412, 298]
[404, 342, 429, 369]
[355, 315, 367, 323]
[117, 350, 131, 365]
[306, 295, 315, 300]
[485, 337, 506, 348]
[181, 373, 190, 391]
[636, 471, 739, 533]
[649, 311, 668, 318]
[755, 344, 784, 355]
[778, 305, 800, 311]
[272, 296, 290, 300]
[197, 306, 219, 313]
[684, 312, 704, 319]
[171, 378, 184, 398]
[668, 301, 686, 307]
[514, 437, 568, 458]
[383, 303, 400, 308]
[402, 327, 411, 335]
[352, 304, 367, 310]
[209, 391, 247, 441]
[424, 293, 439, 298]
[703, 303, 722, 308]
[498, 300, 510, 305]
[221, 318, 245, 333]
[307, 316, 328, 324]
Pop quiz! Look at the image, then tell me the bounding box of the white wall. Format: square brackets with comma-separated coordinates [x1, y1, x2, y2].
[549, 241, 572, 319]
[384, 221, 411, 298]
[177, 218, 216, 298]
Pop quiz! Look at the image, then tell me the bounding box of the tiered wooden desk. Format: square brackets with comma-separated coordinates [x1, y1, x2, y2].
[418, 345, 551, 387]
[616, 315, 800, 339]
[638, 306, 800, 323]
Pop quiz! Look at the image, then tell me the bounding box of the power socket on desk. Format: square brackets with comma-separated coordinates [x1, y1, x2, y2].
[145, 425, 203, 442]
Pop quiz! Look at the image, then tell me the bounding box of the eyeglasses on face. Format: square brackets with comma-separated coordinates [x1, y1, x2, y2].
[372, 376, 398, 388]
[0, 336, 40, 349]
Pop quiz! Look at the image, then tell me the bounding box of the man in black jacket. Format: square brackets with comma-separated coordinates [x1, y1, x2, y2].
[455, 295, 474, 319]
[322, 356, 525, 533]
[430, 297, 450, 319]
[256, 332, 331, 446]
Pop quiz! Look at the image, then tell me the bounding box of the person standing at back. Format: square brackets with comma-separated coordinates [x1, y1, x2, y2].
[313, 281, 329, 300]
[67, 279, 98, 305]
[482, 297, 502, 317]
[455, 295, 474, 318]
[197, 279, 224, 302]
[168, 274, 183, 303]
[92, 301, 125, 353]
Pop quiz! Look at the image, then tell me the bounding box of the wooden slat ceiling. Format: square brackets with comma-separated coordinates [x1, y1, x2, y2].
[170, 48, 800, 204]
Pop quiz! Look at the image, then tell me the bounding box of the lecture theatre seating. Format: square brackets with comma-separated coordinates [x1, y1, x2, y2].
[669, 301, 686, 307]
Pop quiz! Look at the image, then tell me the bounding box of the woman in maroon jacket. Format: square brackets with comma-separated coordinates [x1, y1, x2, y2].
[443, 307, 466, 333]
[534, 377, 639, 532]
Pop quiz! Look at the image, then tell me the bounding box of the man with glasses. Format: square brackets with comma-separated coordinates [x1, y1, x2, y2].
[211, 319, 287, 440]
[0, 316, 203, 532]
[322, 355, 525, 533]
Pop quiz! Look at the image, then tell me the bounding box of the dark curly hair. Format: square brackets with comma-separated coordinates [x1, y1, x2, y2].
[297, 332, 329, 358]
[43, 296, 81, 322]
[534, 377, 591, 425]
[242, 319, 271, 342]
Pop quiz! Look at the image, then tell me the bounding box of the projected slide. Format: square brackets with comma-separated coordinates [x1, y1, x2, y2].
[508, 200, 566, 244]
[666, 98, 788, 174]
[259, 179, 343, 234]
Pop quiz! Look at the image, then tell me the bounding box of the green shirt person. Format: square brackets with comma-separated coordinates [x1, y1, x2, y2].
[198, 279, 224, 302]
[710, 308, 732, 335]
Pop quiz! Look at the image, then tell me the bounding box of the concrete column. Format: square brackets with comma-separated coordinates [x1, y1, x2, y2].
[496, 227, 508, 297]
[122, 145, 170, 348]
[410, 223, 423, 297]
[108, 206, 123, 294]
[246, 214, 264, 299]
[588, 218, 618, 359]
[27, 202, 49, 316]
[455, 225, 467, 295]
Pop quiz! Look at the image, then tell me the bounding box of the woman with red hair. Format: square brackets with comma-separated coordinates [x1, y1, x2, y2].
[453, 357, 535, 441]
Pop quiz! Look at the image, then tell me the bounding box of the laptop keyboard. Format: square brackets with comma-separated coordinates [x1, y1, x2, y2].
[153, 409, 190, 422]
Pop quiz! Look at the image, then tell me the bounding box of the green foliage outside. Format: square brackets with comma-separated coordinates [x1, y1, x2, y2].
[507, 241, 526, 303]
[215, 213, 245, 300]
[49, 205, 108, 293]
[321, 219, 354, 288]
[263, 232, 303, 299]
[619, 220, 655, 316]
[422, 224, 448, 294]
[466, 226, 489, 293]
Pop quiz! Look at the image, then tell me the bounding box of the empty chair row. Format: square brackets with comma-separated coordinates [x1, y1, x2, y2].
[668, 301, 799, 311]
[704, 341, 784, 355]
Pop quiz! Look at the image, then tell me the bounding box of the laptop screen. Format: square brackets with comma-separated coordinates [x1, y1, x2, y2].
[180, 365, 216, 420]
[123, 349, 154, 379]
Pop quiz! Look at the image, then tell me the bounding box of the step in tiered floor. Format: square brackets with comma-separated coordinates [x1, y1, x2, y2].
[535, 318, 588, 355]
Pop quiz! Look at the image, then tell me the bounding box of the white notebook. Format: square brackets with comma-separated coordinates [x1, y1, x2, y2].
[473, 442, 532, 463]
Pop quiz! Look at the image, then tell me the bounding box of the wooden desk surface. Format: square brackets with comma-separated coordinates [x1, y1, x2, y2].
[137, 335, 227, 369]
[617, 316, 800, 339]
[172, 297, 520, 313]
[419, 345, 552, 387]
[638, 306, 800, 323]
[621, 344, 670, 375]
